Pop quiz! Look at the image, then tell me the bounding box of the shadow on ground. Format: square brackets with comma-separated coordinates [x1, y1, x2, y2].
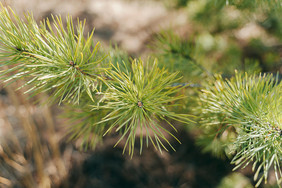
[59, 130, 233, 188]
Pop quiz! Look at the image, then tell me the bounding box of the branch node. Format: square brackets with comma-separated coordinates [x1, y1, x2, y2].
[137, 101, 143, 108]
[69, 61, 76, 67]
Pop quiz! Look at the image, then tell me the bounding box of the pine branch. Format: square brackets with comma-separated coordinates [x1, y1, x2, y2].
[0, 5, 193, 157]
[91, 59, 194, 157]
[1, 3, 281, 187]
[0, 5, 107, 104]
[199, 71, 282, 187]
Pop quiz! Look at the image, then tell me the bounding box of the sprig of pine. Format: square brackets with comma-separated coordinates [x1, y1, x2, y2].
[199, 71, 282, 187]
[92, 59, 193, 156]
[0, 4, 107, 104]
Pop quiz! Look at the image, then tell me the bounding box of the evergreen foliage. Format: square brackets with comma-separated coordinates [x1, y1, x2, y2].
[0, 5, 107, 104]
[154, 0, 282, 187]
[0, 5, 192, 157]
[93, 59, 193, 156]
[0, 1, 281, 187]
[199, 72, 282, 186]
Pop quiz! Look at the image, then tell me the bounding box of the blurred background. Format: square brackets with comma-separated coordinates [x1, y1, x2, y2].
[0, 0, 281, 187]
